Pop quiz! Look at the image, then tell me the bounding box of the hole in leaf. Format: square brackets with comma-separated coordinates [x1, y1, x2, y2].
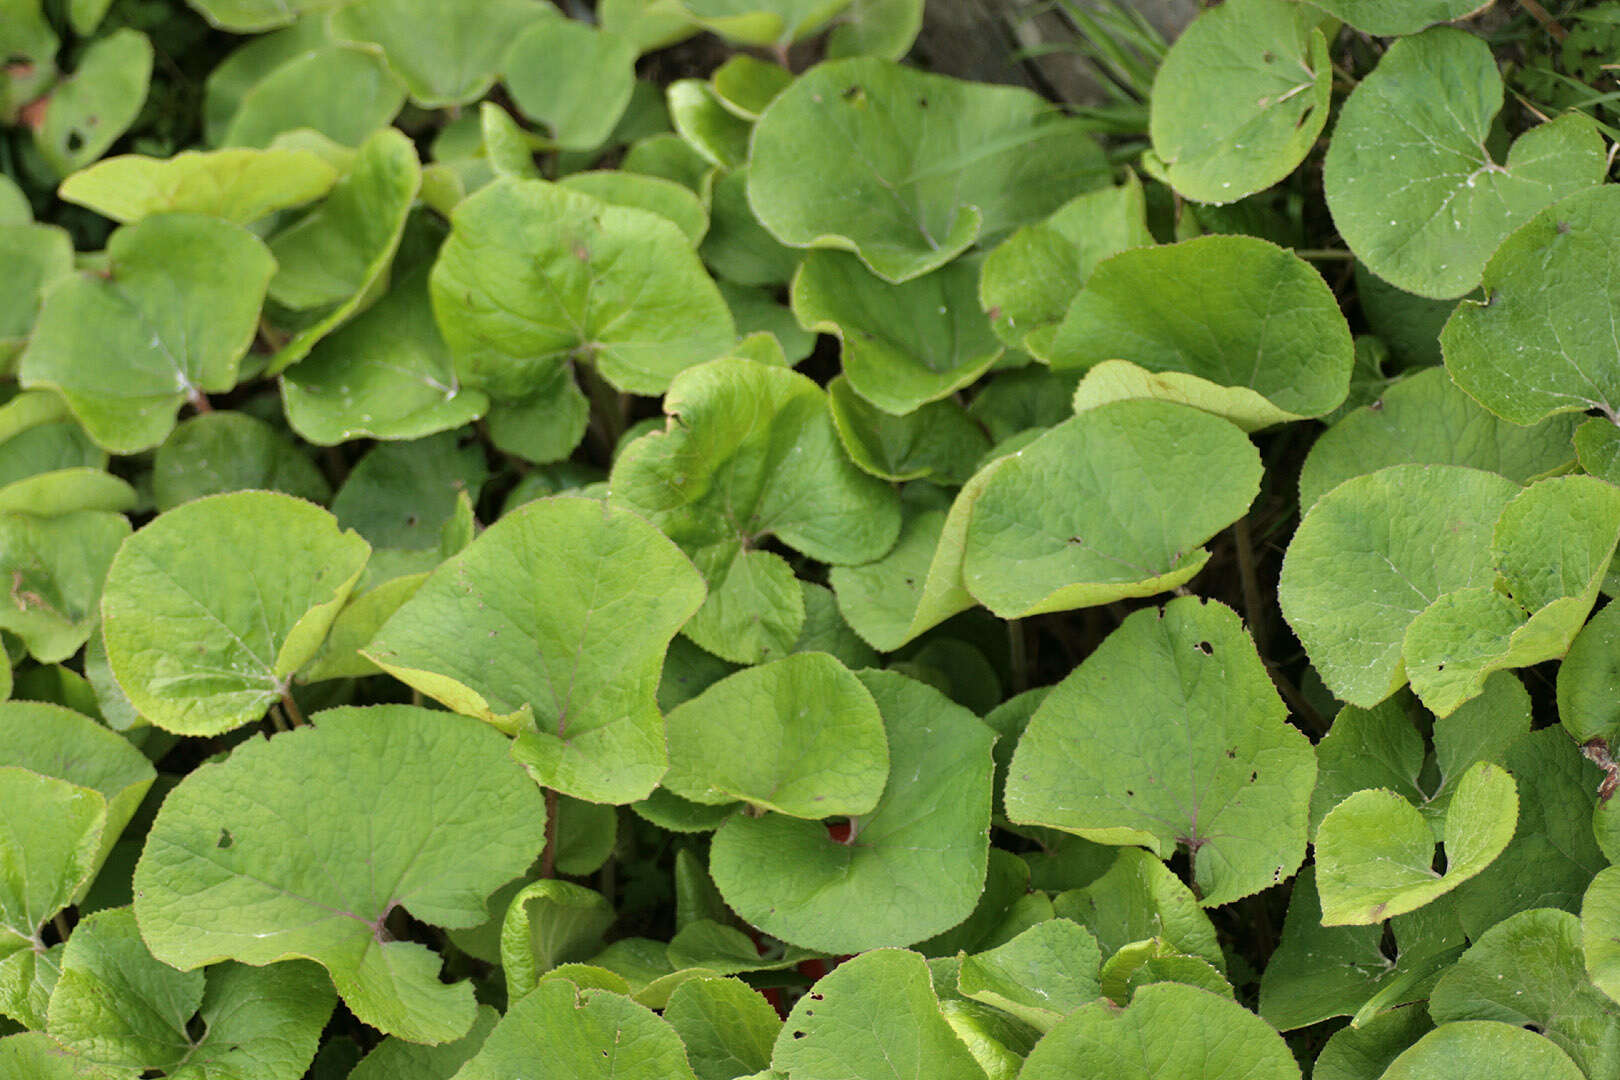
[792, 1030, 806, 1039]
[1557, 221, 1571, 235]
[216, 828, 233, 849]
[1196, 641, 1213, 655]
[1225, 748, 1236, 759]
[66, 130, 84, 152]
[186, 1013, 208, 1042]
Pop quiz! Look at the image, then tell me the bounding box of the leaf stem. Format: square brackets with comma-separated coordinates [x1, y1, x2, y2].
[1292, 248, 1354, 261]
[187, 387, 213, 413]
[268, 705, 290, 733]
[1233, 516, 1267, 654]
[52, 912, 71, 944]
[1518, 0, 1569, 41]
[1008, 618, 1029, 694]
[541, 788, 559, 878]
[279, 686, 305, 727]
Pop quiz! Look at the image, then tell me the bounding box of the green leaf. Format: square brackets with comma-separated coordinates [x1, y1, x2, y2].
[609, 358, 899, 664]
[282, 258, 490, 444]
[349, 1006, 497, 1080]
[1559, 600, 1620, 745]
[186, 0, 342, 31]
[748, 57, 1108, 283]
[1577, 418, 1620, 486]
[134, 706, 546, 1043]
[504, 20, 637, 151]
[773, 949, 987, 1080]
[1314, 761, 1517, 925]
[664, 977, 780, 1080]
[824, 0, 921, 59]
[152, 413, 330, 511]
[35, 30, 153, 178]
[499, 881, 616, 1002]
[1313, 1005, 1432, 1080]
[720, 282, 816, 365]
[669, 80, 751, 169]
[47, 907, 335, 1080]
[663, 652, 888, 817]
[676, 0, 850, 46]
[962, 401, 1261, 617]
[957, 919, 1101, 1032]
[827, 376, 989, 484]
[1051, 849, 1223, 971]
[1312, 0, 1492, 36]
[977, 174, 1153, 350]
[559, 170, 709, 247]
[1323, 28, 1604, 300]
[1403, 476, 1620, 716]
[222, 43, 406, 150]
[0, 224, 73, 367]
[1258, 866, 1465, 1032]
[58, 149, 339, 224]
[363, 497, 704, 802]
[0, 510, 129, 663]
[710, 670, 993, 953]
[1450, 729, 1606, 940]
[481, 362, 589, 465]
[102, 491, 370, 736]
[701, 168, 801, 287]
[711, 54, 791, 119]
[331, 0, 550, 108]
[1443, 185, 1620, 426]
[1149, 0, 1331, 205]
[430, 178, 734, 397]
[262, 127, 422, 373]
[1379, 1021, 1584, 1080]
[792, 252, 1002, 414]
[0, 1032, 115, 1077]
[1018, 982, 1300, 1080]
[1038, 236, 1354, 426]
[331, 432, 488, 556]
[0, 1, 57, 128]
[1297, 366, 1579, 511]
[1430, 908, 1620, 1079]
[1007, 597, 1315, 906]
[451, 979, 699, 1080]
[1278, 465, 1519, 708]
[18, 214, 276, 454]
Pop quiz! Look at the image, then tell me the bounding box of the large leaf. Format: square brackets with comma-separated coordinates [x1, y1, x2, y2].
[133, 706, 546, 1044]
[1018, 983, 1300, 1080]
[1314, 762, 1517, 925]
[662, 652, 888, 817]
[791, 252, 1001, 415]
[1312, 0, 1492, 36]
[1037, 236, 1354, 427]
[454, 978, 697, 1080]
[609, 359, 900, 664]
[1443, 185, 1620, 426]
[772, 949, 986, 1080]
[363, 497, 704, 803]
[962, 401, 1261, 617]
[18, 214, 275, 453]
[430, 178, 734, 397]
[748, 57, 1108, 282]
[57, 148, 338, 224]
[221, 42, 406, 150]
[47, 907, 335, 1080]
[1278, 465, 1519, 708]
[1297, 366, 1579, 511]
[1149, 0, 1331, 205]
[0, 510, 129, 663]
[710, 670, 993, 953]
[1379, 1021, 1584, 1080]
[151, 412, 331, 510]
[1006, 597, 1315, 907]
[1323, 28, 1604, 300]
[330, 0, 551, 108]
[101, 491, 370, 736]
[0, 223, 73, 367]
[663, 977, 780, 1080]
[957, 919, 1102, 1032]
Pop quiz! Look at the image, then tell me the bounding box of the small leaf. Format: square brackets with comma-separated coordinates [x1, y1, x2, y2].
[500, 881, 616, 1002]
[749, 57, 1108, 283]
[504, 20, 637, 151]
[134, 706, 546, 1043]
[0, 510, 129, 663]
[1149, 0, 1331, 205]
[152, 413, 330, 510]
[958, 919, 1102, 1031]
[19, 214, 276, 454]
[222, 43, 406, 150]
[1323, 28, 1604, 299]
[58, 148, 338, 224]
[330, 0, 551, 108]
[364, 497, 704, 802]
[102, 491, 370, 736]
[34, 30, 152, 177]
[663, 977, 780, 1080]
[1314, 762, 1517, 925]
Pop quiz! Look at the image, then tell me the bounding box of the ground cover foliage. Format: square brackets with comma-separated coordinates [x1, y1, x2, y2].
[7, 0, 1620, 1075]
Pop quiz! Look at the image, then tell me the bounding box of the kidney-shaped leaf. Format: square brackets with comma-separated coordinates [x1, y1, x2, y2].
[47, 907, 335, 1080]
[18, 213, 275, 453]
[431, 178, 733, 398]
[57, 148, 338, 224]
[1006, 597, 1316, 907]
[1314, 762, 1517, 925]
[1039, 236, 1354, 427]
[749, 57, 1108, 283]
[663, 652, 889, 817]
[364, 496, 704, 804]
[1019, 982, 1300, 1080]
[1380, 1021, 1584, 1080]
[609, 359, 899, 664]
[1279, 465, 1519, 709]
[1149, 0, 1331, 206]
[962, 400, 1261, 618]
[1324, 28, 1604, 300]
[133, 706, 547, 1044]
[102, 491, 370, 736]
[710, 670, 993, 953]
